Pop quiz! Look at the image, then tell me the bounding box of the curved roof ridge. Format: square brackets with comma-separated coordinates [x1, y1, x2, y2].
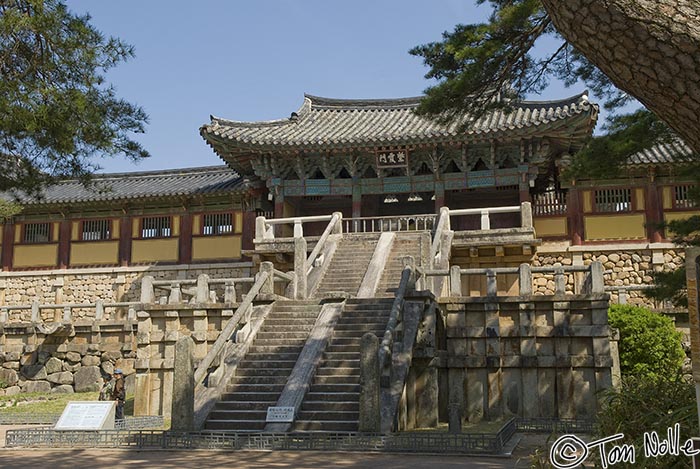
[210, 98, 312, 128]
[59, 165, 235, 183]
[305, 94, 423, 109]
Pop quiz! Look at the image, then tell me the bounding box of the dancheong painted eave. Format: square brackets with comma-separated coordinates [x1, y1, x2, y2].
[201, 92, 598, 176]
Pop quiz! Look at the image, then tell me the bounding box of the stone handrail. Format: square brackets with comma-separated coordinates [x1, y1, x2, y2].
[0, 301, 139, 323]
[306, 212, 342, 273]
[255, 214, 334, 241]
[418, 262, 604, 297]
[343, 214, 436, 234]
[448, 201, 533, 230]
[193, 263, 274, 388]
[377, 257, 416, 384]
[144, 274, 257, 304]
[428, 207, 452, 295]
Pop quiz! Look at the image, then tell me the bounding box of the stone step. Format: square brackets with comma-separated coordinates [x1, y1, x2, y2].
[219, 390, 282, 401]
[326, 345, 360, 353]
[213, 400, 276, 411]
[247, 345, 304, 354]
[271, 304, 322, 312]
[204, 419, 266, 431]
[312, 374, 359, 384]
[228, 375, 289, 385]
[303, 391, 359, 402]
[328, 337, 364, 346]
[262, 319, 318, 327]
[225, 382, 285, 393]
[320, 358, 360, 368]
[255, 331, 310, 340]
[296, 410, 359, 421]
[266, 312, 320, 320]
[300, 400, 359, 412]
[293, 420, 358, 432]
[252, 339, 307, 346]
[235, 367, 296, 377]
[332, 329, 385, 338]
[208, 409, 268, 421]
[244, 352, 301, 362]
[308, 383, 360, 393]
[315, 367, 358, 376]
[237, 360, 297, 369]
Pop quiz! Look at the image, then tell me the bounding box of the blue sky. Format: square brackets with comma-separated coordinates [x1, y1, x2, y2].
[67, 1, 610, 174]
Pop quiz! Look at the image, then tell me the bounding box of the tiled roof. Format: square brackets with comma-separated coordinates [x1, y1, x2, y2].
[627, 140, 695, 165]
[7, 166, 245, 205]
[202, 92, 597, 175]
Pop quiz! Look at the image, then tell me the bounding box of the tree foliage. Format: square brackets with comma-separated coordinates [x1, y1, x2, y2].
[0, 0, 148, 196]
[608, 304, 685, 380]
[411, 0, 699, 306]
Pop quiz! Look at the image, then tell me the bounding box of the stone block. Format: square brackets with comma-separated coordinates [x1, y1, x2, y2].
[63, 362, 81, 372]
[3, 362, 19, 370]
[101, 361, 114, 375]
[47, 371, 73, 385]
[19, 351, 37, 367]
[65, 351, 82, 363]
[50, 384, 75, 394]
[37, 351, 51, 365]
[22, 380, 51, 393]
[73, 366, 102, 392]
[20, 364, 47, 380]
[81, 355, 101, 367]
[3, 386, 21, 396]
[0, 368, 19, 386]
[101, 351, 122, 362]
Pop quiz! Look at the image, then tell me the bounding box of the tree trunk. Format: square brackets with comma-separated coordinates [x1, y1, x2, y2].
[541, 0, 700, 154]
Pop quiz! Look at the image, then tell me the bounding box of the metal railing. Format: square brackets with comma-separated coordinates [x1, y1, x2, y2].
[343, 214, 436, 234]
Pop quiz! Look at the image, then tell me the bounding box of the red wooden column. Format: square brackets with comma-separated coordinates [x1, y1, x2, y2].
[1, 223, 15, 271]
[567, 186, 585, 245]
[645, 176, 664, 242]
[434, 182, 445, 212]
[352, 182, 362, 218]
[118, 216, 132, 266]
[178, 213, 193, 264]
[57, 220, 71, 268]
[241, 210, 256, 257]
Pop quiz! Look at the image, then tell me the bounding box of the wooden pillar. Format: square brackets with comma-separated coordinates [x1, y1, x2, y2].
[118, 216, 132, 267]
[434, 181, 445, 212]
[241, 210, 256, 256]
[178, 213, 192, 264]
[1, 222, 14, 271]
[352, 180, 362, 218]
[567, 186, 584, 245]
[274, 189, 284, 218]
[57, 220, 71, 268]
[645, 178, 664, 242]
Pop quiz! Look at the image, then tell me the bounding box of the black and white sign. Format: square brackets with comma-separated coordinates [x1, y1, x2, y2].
[376, 149, 409, 168]
[266, 406, 295, 422]
[54, 401, 116, 431]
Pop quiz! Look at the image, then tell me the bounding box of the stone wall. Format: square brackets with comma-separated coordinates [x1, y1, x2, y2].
[443, 293, 615, 422]
[0, 262, 252, 321]
[0, 320, 136, 396]
[533, 242, 682, 308]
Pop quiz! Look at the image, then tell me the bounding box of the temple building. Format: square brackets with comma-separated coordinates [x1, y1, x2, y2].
[0, 92, 697, 430]
[0, 92, 695, 307]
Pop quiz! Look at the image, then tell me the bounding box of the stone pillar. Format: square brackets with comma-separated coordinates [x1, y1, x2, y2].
[140, 276, 155, 304]
[171, 336, 194, 431]
[520, 201, 533, 230]
[195, 274, 209, 304]
[358, 333, 380, 432]
[450, 266, 462, 296]
[294, 237, 307, 299]
[518, 263, 532, 295]
[260, 261, 274, 296]
[447, 367, 464, 433]
[134, 312, 152, 416]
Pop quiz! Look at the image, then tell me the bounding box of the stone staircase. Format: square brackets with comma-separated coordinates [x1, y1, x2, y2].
[377, 233, 423, 297]
[203, 300, 322, 431]
[293, 298, 393, 431]
[314, 235, 379, 297]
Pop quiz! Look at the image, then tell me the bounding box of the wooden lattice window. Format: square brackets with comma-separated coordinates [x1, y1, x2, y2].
[202, 213, 233, 235]
[141, 216, 171, 238]
[674, 185, 696, 209]
[533, 190, 567, 215]
[595, 188, 632, 213]
[81, 219, 111, 241]
[23, 222, 51, 243]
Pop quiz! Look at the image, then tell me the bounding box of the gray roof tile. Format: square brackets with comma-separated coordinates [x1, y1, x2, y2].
[627, 140, 695, 165]
[8, 166, 244, 205]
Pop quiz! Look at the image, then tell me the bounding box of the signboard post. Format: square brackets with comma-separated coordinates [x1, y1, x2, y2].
[54, 401, 116, 431]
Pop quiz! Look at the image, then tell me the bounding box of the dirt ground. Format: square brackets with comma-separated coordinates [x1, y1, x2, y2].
[0, 425, 549, 468]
